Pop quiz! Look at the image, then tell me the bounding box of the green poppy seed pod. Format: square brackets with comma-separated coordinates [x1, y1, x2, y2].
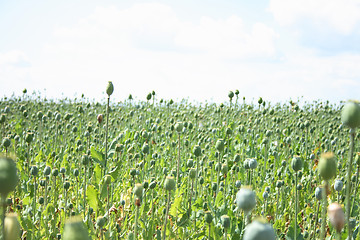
[243, 218, 276, 240]
[221, 163, 229, 174]
[63, 216, 90, 240]
[43, 166, 51, 176]
[175, 122, 183, 133]
[0, 156, 18, 196]
[64, 181, 71, 190]
[221, 215, 230, 229]
[189, 168, 196, 179]
[215, 139, 225, 152]
[328, 203, 345, 233]
[204, 211, 213, 224]
[115, 144, 123, 153]
[0, 114, 5, 124]
[82, 155, 89, 165]
[236, 186, 256, 213]
[248, 159, 257, 170]
[106, 81, 114, 96]
[334, 180, 344, 192]
[96, 216, 106, 229]
[133, 183, 143, 198]
[127, 232, 135, 240]
[244, 159, 250, 170]
[235, 89, 239, 95]
[228, 91, 234, 99]
[226, 127, 232, 135]
[146, 92, 152, 101]
[52, 169, 59, 177]
[149, 181, 157, 189]
[164, 176, 176, 191]
[258, 97, 263, 105]
[193, 145, 201, 157]
[4, 213, 21, 240]
[2, 137, 11, 148]
[30, 166, 38, 176]
[142, 143, 149, 154]
[318, 152, 337, 181]
[25, 132, 33, 144]
[291, 156, 303, 172]
[104, 175, 111, 185]
[341, 100, 360, 129]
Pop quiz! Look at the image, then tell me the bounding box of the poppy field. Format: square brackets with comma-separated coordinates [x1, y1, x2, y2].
[1, 82, 360, 240]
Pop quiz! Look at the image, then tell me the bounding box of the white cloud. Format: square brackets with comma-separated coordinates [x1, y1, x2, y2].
[3, 2, 360, 104]
[175, 16, 277, 58]
[269, 0, 360, 34]
[0, 50, 29, 65]
[25, 3, 278, 102]
[0, 51, 31, 96]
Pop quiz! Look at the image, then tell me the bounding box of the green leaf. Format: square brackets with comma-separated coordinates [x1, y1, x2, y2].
[215, 191, 224, 208]
[91, 147, 105, 167]
[35, 150, 45, 164]
[109, 166, 119, 180]
[94, 164, 102, 185]
[170, 192, 183, 216]
[86, 185, 99, 212]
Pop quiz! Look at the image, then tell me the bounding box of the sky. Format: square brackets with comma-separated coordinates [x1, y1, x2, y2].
[1, 0, 360, 105]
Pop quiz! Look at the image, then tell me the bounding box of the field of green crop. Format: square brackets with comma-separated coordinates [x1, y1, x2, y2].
[1, 83, 360, 240]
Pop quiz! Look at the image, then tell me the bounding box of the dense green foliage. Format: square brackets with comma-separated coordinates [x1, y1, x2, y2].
[0, 91, 357, 239]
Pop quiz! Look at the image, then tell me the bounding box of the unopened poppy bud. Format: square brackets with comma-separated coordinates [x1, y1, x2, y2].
[97, 114, 103, 124]
[228, 91, 234, 99]
[106, 81, 114, 96]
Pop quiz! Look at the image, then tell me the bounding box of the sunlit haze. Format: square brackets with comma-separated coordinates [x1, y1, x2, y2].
[1, 0, 360, 105]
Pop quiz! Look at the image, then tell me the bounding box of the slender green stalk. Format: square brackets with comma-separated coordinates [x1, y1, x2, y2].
[311, 201, 320, 239]
[104, 96, 110, 177]
[83, 166, 87, 219]
[177, 134, 181, 185]
[217, 154, 221, 195]
[1, 193, 6, 240]
[134, 202, 139, 240]
[208, 223, 211, 240]
[346, 129, 355, 239]
[295, 172, 298, 240]
[195, 158, 199, 198]
[188, 179, 194, 216]
[34, 176, 37, 223]
[321, 181, 328, 240]
[163, 191, 171, 240]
